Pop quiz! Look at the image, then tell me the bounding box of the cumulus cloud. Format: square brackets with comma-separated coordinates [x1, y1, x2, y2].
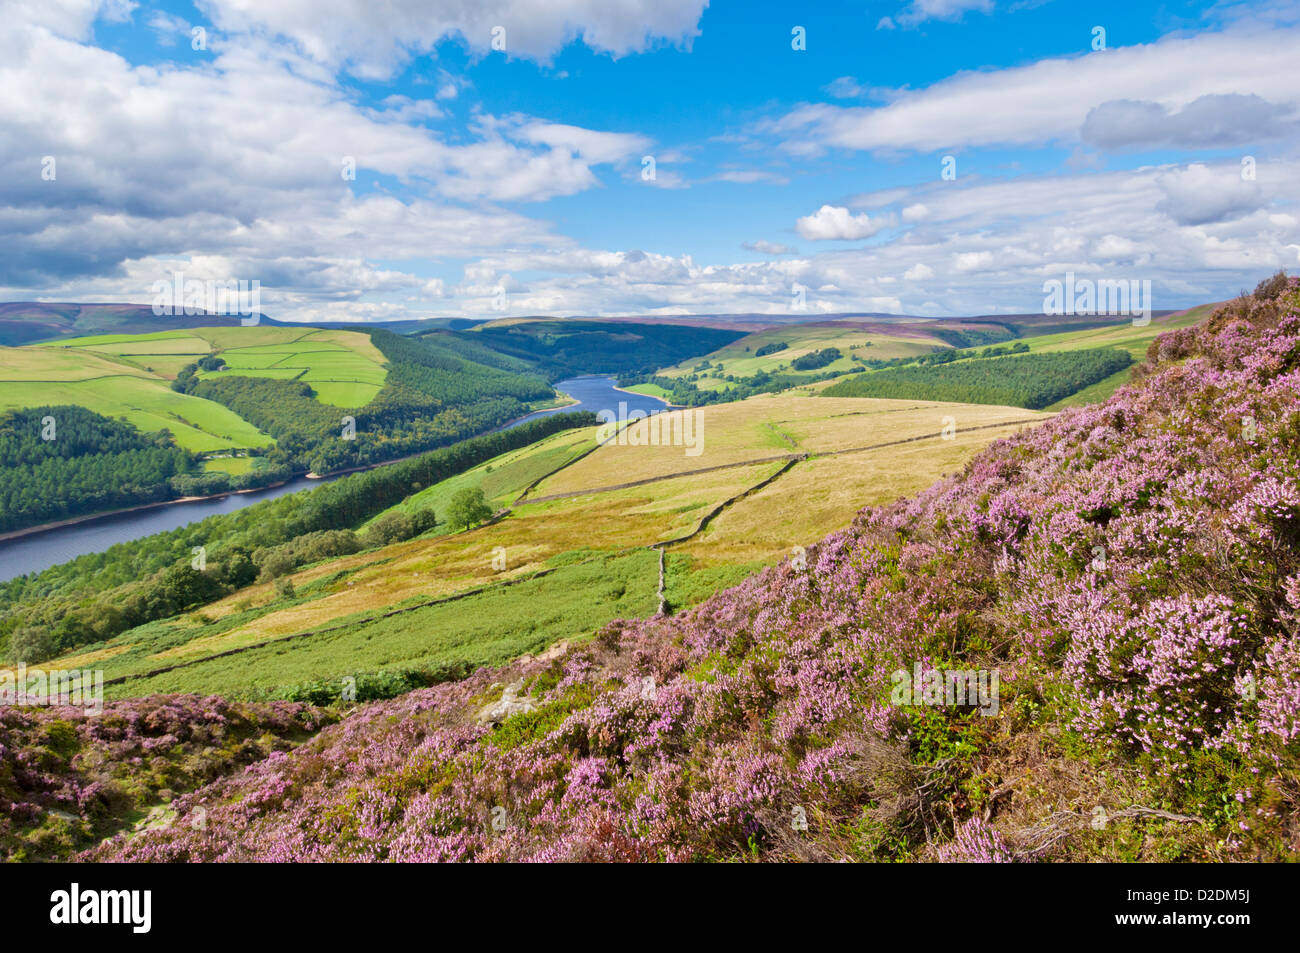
[1081, 94, 1298, 150]
[1154, 163, 1266, 225]
[743, 240, 799, 255]
[795, 205, 889, 241]
[767, 26, 1300, 153]
[199, 0, 709, 77]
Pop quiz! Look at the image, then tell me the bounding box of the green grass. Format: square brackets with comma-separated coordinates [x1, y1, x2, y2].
[1013, 304, 1211, 359]
[2, 325, 394, 448]
[362, 426, 597, 532]
[202, 455, 259, 476]
[1043, 366, 1135, 410]
[620, 382, 676, 400]
[102, 548, 659, 699]
[0, 376, 272, 452]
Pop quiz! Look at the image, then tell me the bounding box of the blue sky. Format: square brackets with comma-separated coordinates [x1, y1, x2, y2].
[2, 0, 1298, 320]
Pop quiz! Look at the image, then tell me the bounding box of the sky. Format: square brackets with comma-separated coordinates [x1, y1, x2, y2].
[2, 0, 1299, 322]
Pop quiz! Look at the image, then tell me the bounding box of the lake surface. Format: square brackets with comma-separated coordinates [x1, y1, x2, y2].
[0, 376, 670, 582]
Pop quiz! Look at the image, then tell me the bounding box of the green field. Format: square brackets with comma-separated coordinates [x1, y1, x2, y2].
[0, 325, 394, 452]
[202, 455, 260, 476]
[363, 426, 598, 533]
[653, 322, 947, 390]
[0, 373, 272, 452]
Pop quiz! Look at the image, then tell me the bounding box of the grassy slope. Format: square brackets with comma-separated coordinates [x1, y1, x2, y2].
[361, 426, 598, 532]
[29, 392, 1050, 700]
[0, 326, 394, 452]
[0, 347, 272, 452]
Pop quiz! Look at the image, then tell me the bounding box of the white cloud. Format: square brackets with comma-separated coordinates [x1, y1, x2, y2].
[710, 170, 790, 185]
[825, 76, 865, 98]
[199, 0, 709, 77]
[1154, 163, 1265, 226]
[767, 25, 1300, 154]
[893, 0, 993, 29]
[904, 263, 934, 280]
[795, 205, 888, 241]
[743, 240, 799, 255]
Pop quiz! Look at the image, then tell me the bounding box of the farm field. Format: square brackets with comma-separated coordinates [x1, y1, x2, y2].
[646, 321, 948, 391]
[1015, 302, 1212, 359]
[26, 391, 1052, 701]
[531, 394, 1042, 496]
[0, 325, 393, 453]
[49, 326, 390, 407]
[0, 372, 272, 452]
[104, 549, 661, 698]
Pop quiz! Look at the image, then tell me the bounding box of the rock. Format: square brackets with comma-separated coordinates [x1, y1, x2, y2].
[475, 680, 537, 725]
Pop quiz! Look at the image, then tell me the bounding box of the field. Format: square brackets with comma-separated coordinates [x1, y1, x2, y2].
[0, 326, 393, 453]
[52, 326, 389, 407]
[201, 455, 259, 476]
[89, 549, 661, 698]
[20, 391, 1051, 700]
[638, 321, 948, 392]
[363, 426, 599, 531]
[0, 369, 272, 452]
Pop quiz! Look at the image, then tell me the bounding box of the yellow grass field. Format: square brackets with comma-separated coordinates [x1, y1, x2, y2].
[531, 394, 1043, 497]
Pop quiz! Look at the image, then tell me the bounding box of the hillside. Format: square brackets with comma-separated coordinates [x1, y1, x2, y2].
[0, 326, 562, 532]
[438, 320, 748, 381]
[43, 274, 1291, 863]
[1, 394, 1044, 709]
[0, 302, 281, 346]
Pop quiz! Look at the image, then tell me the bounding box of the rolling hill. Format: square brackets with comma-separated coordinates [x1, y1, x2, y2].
[23, 274, 1290, 864]
[0, 302, 281, 346]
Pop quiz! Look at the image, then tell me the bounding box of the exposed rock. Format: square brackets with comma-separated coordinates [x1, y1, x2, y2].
[475, 680, 536, 725]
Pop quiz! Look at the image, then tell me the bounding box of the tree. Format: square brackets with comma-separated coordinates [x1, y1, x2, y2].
[445, 487, 492, 531]
[9, 625, 56, 664]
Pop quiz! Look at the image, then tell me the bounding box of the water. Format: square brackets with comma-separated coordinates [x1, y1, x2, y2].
[491, 374, 673, 431]
[0, 376, 671, 582]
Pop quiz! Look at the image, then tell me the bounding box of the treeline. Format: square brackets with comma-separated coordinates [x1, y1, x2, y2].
[822, 348, 1133, 409]
[754, 341, 787, 357]
[452, 321, 747, 379]
[791, 347, 842, 370]
[926, 324, 1017, 349]
[0, 412, 597, 661]
[0, 406, 193, 532]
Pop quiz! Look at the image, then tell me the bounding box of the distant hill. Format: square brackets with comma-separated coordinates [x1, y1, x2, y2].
[0, 303, 282, 346]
